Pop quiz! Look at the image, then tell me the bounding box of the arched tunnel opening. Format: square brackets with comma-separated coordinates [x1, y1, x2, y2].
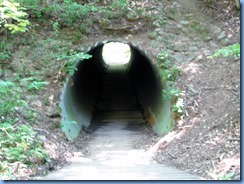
[60, 41, 174, 140]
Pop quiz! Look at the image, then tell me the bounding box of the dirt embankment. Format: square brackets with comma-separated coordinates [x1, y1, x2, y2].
[2, 0, 239, 180]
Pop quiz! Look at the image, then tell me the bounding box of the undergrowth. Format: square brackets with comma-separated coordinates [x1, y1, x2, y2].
[157, 50, 184, 118]
[57, 50, 92, 76]
[208, 43, 240, 58]
[0, 80, 49, 179]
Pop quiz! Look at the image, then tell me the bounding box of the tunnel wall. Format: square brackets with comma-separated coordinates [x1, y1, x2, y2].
[60, 41, 174, 140]
[60, 43, 107, 140]
[126, 45, 174, 135]
[127, 46, 163, 117]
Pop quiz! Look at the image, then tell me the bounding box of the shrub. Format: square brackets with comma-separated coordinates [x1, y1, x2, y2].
[0, 0, 30, 34]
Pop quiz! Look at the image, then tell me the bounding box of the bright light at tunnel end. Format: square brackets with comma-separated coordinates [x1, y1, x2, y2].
[102, 42, 131, 65]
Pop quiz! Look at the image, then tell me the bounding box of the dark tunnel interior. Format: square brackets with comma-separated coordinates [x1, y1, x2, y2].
[60, 41, 168, 140]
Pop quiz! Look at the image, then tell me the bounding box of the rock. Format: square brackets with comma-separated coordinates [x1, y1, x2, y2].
[157, 30, 165, 36]
[189, 46, 198, 51]
[181, 27, 188, 33]
[31, 100, 42, 108]
[38, 135, 47, 142]
[173, 53, 184, 63]
[36, 112, 45, 122]
[203, 36, 212, 42]
[173, 44, 187, 52]
[180, 20, 189, 25]
[16, 106, 30, 119]
[176, 24, 183, 29]
[26, 95, 39, 101]
[165, 43, 174, 50]
[209, 41, 218, 48]
[195, 54, 205, 62]
[187, 55, 196, 62]
[212, 26, 222, 35]
[45, 106, 60, 118]
[125, 34, 133, 40]
[148, 32, 157, 40]
[217, 31, 226, 40]
[189, 87, 199, 96]
[220, 38, 233, 46]
[155, 28, 162, 33]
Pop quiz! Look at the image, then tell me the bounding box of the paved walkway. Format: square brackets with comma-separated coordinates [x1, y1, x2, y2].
[39, 121, 201, 180]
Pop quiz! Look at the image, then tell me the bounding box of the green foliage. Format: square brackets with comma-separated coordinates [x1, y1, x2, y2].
[160, 66, 181, 82]
[158, 50, 184, 117]
[103, 0, 128, 18]
[0, 0, 30, 34]
[0, 52, 11, 61]
[27, 81, 49, 91]
[0, 81, 26, 116]
[58, 51, 92, 76]
[15, 0, 131, 30]
[46, 0, 100, 27]
[15, 0, 41, 15]
[158, 50, 181, 82]
[218, 172, 235, 180]
[208, 43, 240, 58]
[153, 17, 166, 27]
[0, 123, 49, 175]
[53, 21, 59, 36]
[111, 0, 128, 12]
[162, 88, 185, 117]
[0, 80, 49, 178]
[0, 40, 12, 61]
[157, 50, 172, 69]
[162, 88, 182, 100]
[172, 94, 184, 115]
[157, 50, 182, 83]
[0, 124, 48, 163]
[20, 77, 49, 92]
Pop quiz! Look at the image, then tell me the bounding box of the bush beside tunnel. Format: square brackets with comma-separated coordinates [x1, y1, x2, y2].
[60, 41, 174, 140]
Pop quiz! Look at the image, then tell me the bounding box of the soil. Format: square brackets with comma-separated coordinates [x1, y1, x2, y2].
[2, 0, 240, 180]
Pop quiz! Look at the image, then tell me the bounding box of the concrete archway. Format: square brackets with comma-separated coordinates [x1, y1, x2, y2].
[60, 41, 173, 140]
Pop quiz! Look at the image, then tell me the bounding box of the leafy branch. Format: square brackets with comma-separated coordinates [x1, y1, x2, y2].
[0, 0, 30, 34]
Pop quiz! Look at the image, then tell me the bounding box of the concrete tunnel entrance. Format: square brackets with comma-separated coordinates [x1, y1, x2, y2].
[60, 41, 174, 140]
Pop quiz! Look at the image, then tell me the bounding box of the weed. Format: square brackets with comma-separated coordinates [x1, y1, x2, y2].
[57, 51, 92, 76]
[157, 50, 172, 69]
[218, 172, 235, 180]
[27, 81, 49, 91]
[46, 0, 100, 27]
[20, 77, 49, 92]
[153, 15, 167, 27]
[53, 21, 59, 37]
[0, 80, 49, 179]
[208, 43, 240, 58]
[160, 66, 181, 82]
[162, 88, 185, 117]
[0, 52, 11, 61]
[0, 81, 26, 116]
[172, 93, 185, 116]
[157, 50, 184, 117]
